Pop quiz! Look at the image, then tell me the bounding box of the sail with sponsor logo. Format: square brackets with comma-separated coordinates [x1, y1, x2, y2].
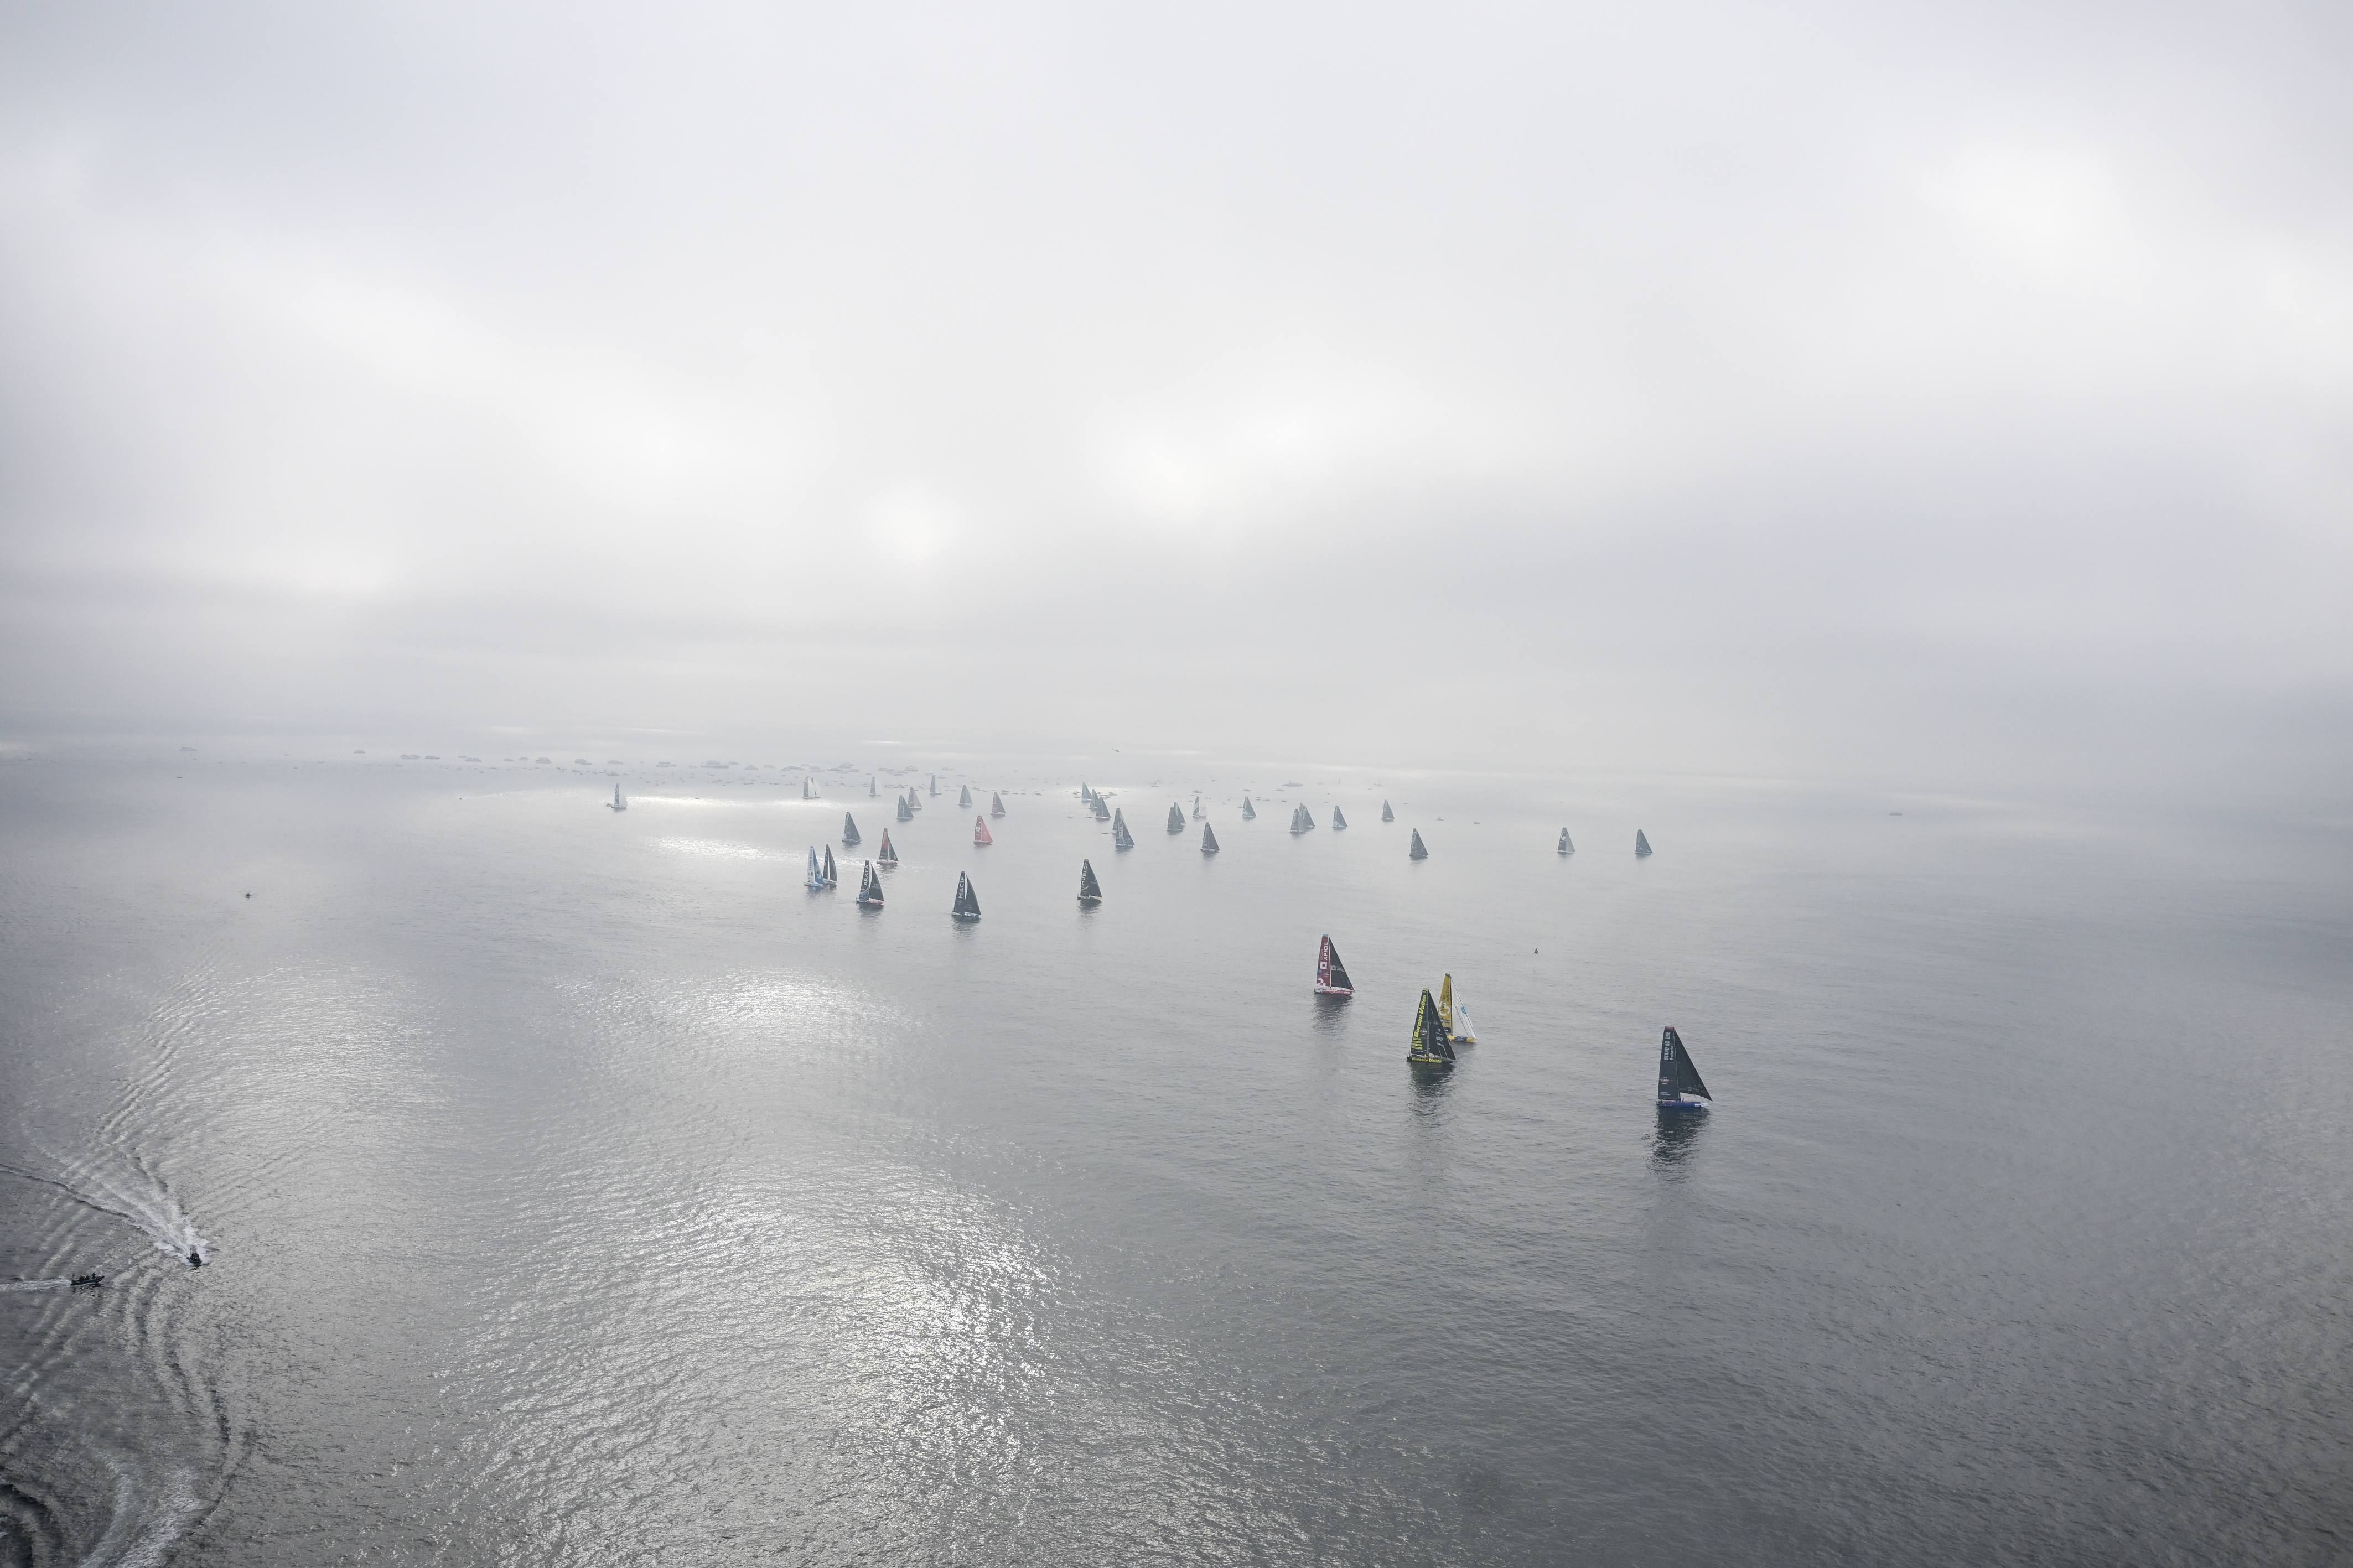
[822, 845, 838, 887]
[973, 815, 993, 846]
[856, 861, 884, 907]
[806, 847, 827, 890]
[952, 872, 982, 921]
[1407, 988, 1456, 1067]
[1314, 936, 1352, 997]
[1078, 860, 1103, 904]
[1657, 1026, 1711, 1108]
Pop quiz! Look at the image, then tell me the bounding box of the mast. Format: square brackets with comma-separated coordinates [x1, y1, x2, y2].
[1201, 823, 1219, 854]
[1167, 803, 1185, 834]
[973, 815, 993, 845]
[1112, 809, 1135, 849]
[843, 812, 861, 846]
[1331, 806, 1347, 830]
[990, 791, 1006, 818]
[1408, 829, 1428, 859]
[1078, 859, 1103, 904]
[953, 871, 982, 920]
[1635, 829, 1653, 856]
[1658, 1026, 1711, 1105]
[1381, 801, 1394, 822]
[878, 829, 898, 865]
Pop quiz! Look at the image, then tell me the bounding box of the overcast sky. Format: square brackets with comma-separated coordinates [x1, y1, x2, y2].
[2, 1, 2347, 797]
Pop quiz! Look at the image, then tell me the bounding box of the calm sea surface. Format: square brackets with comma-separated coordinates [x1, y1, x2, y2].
[3, 756, 2348, 1566]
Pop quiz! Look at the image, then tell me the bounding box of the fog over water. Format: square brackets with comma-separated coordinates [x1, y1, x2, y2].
[3, 1, 2349, 796]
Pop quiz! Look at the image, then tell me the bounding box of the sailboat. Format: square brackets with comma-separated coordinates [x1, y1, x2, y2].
[803, 777, 817, 799]
[1191, 796, 1204, 819]
[1241, 796, 1256, 821]
[1289, 803, 1313, 834]
[843, 812, 861, 846]
[1557, 829, 1574, 855]
[896, 793, 914, 822]
[1166, 803, 1185, 834]
[1408, 829, 1428, 859]
[1092, 795, 1110, 821]
[1657, 1026, 1711, 1109]
[959, 784, 973, 808]
[1081, 783, 1093, 804]
[822, 845, 839, 887]
[906, 787, 921, 812]
[1381, 801, 1395, 822]
[1314, 935, 1353, 997]
[1112, 808, 1135, 849]
[952, 871, 982, 921]
[877, 829, 898, 866]
[856, 861, 885, 907]
[990, 791, 1006, 818]
[1078, 860, 1103, 905]
[1331, 806, 1347, 830]
[608, 783, 627, 811]
[929, 775, 939, 797]
[869, 776, 878, 797]
[1201, 823, 1220, 854]
[1439, 975, 1475, 1047]
[806, 847, 827, 890]
[1635, 829, 1653, 856]
[1407, 988, 1457, 1068]
[973, 815, 994, 846]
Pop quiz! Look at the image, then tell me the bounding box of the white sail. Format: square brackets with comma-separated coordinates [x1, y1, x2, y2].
[806, 847, 826, 890]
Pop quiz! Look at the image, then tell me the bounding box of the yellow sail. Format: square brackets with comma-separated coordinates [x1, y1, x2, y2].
[1439, 974, 1455, 1035]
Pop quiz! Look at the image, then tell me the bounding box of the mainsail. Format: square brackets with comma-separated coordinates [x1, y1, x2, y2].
[1315, 935, 1353, 996]
[973, 815, 994, 846]
[856, 861, 884, 907]
[1439, 974, 1455, 1037]
[806, 847, 826, 890]
[1439, 976, 1474, 1045]
[1381, 801, 1394, 822]
[877, 829, 898, 865]
[1409, 829, 1428, 859]
[1657, 1026, 1711, 1107]
[822, 845, 838, 886]
[896, 793, 914, 822]
[1166, 803, 1185, 834]
[1558, 829, 1574, 855]
[1407, 988, 1457, 1066]
[952, 871, 981, 921]
[843, 813, 861, 846]
[1078, 860, 1103, 904]
[1112, 809, 1135, 849]
[1635, 829, 1653, 856]
[1331, 806, 1347, 830]
[1201, 823, 1219, 854]
[959, 785, 973, 808]
[1241, 797, 1256, 821]
[990, 791, 1006, 818]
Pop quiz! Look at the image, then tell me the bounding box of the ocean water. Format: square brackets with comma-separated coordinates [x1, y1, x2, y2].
[3, 756, 2349, 1566]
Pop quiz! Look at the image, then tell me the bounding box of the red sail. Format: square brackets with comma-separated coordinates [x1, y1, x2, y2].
[973, 815, 994, 845]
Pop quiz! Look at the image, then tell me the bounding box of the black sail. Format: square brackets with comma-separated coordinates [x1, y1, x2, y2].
[1658, 1026, 1711, 1101]
[1167, 803, 1185, 834]
[822, 845, 838, 886]
[953, 871, 981, 920]
[843, 812, 861, 845]
[1078, 860, 1102, 902]
[858, 862, 884, 905]
[1201, 823, 1219, 853]
[959, 785, 973, 807]
[1409, 829, 1428, 859]
[1381, 801, 1394, 822]
[1409, 989, 1456, 1063]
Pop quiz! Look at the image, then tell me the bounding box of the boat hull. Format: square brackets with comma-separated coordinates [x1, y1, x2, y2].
[1657, 1096, 1710, 1110]
[1314, 984, 1352, 997]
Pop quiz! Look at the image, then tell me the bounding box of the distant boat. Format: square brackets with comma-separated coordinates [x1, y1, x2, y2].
[1657, 1026, 1711, 1109]
[1331, 806, 1347, 830]
[856, 861, 884, 907]
[990, 791, 1006, 818]
[877, 829, 899, 866]
[929, 775, 939, 797]
[803, 778, 817, 799]
[1166, 803, 1185, 834]
[1314, 935, 1353, 996]
[1557, 829, 1574, 855]
[1409, 829, 1428, 859]
[822, 845, 839, 887]
[1192, 796, 1204, 819]
[1407, 988, 1457, 1068]
[973, 814, 993, 846]
[959, 785, 973, 808]
[896, 793, 914, 822]
[1092, 795, 1110, 821]
[1201, 823, 1220, 854]
[952, 871, 982, 921]
[608, 783, 627, 812]
[843, 812, 861, 846]
[1078, 859, 1103, 904]
[1289, 803, 1313, 834]
[1635, 829, 1653, 856]
[869, 776, 878, 797]
[1081, 782, 1093, 803]
[1112, 808, 1136, 849]
[806, 847, 827, 890]
[906, 787, 922, 812]
[1241, 796, 1256, 821]
[1381, 801, 1394, 822]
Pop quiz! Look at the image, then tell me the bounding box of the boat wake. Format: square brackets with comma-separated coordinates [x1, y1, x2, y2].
[0, 1276, 74, 1291]
[0, 1155, 210, 1263]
